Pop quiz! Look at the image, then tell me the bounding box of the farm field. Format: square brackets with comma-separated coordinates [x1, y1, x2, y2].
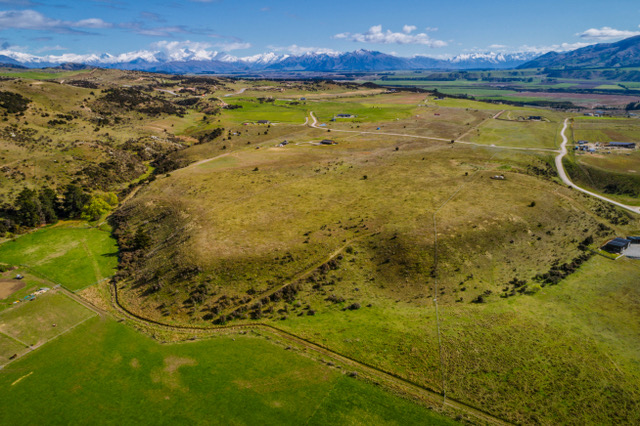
[0, 316, 456, 425]
[365, 69, 640, 108]
[0, 290, 95, 364]
[0, 223, 118, 291]
[465, 116, 562, 149]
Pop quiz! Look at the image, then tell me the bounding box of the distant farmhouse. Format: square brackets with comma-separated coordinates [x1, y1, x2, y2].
[528, 116, 542, 121]
[257, 120, 270, 124]
[335, 114, 356, 118]
[608, 142, 636, 149]
[320, 139, 337, 145]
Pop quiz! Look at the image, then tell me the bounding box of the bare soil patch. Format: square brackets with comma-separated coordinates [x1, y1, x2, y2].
[0, 279, 24, 299]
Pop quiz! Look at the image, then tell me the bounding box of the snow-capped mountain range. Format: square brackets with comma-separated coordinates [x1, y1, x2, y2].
[0, 48, 542, 73]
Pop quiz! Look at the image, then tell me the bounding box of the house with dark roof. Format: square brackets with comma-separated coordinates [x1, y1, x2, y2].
[257, 120, 270, 124]
[627, 236, 640, 244]
[602, 238, 631, 253]
[608, 142, 636, 149]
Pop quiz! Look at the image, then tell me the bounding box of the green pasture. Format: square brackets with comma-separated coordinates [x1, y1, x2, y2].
[0, 291, 94, 362]
[275, 253, 640, 425]
[0, 317, 456, 425]
[573, 118, 640, 143]
[222, 97, 419, 124]
[466, 116, 562, 148]
[0, 223, 118, 291]
[0, 70, 87, 80]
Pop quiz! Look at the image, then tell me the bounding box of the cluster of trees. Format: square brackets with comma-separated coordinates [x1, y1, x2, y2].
[197, 127, 224, 144]
[0, 90, 31, 114]
[98, 88, 185, 117]
[625, 101, 640, 111]
[0, 184, 117, 235]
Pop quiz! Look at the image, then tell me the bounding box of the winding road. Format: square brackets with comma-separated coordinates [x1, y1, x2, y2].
[555, 118, 640, 215]
[308, 112, 639, 215]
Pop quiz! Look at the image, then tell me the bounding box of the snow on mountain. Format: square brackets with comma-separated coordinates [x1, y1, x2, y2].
[449, 52, 539, 64]
[0, 47, 543, 72]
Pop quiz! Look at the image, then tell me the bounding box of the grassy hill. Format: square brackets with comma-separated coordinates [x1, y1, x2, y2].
[110, 90, 639, 423]
[2, 69, 640, 424]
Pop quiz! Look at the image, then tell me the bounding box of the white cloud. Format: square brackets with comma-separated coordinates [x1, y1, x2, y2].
[269, 44, 340, 55]
[34, 45, 68, 53]
[76, 18, 112, 29]
[334, 25, 446, 47]
[402, 25, 416, 34]
[517, 42, 593, 54]
[0, 10, 112, 33]
[119, 22, 188, 37]
[577, 26, 640, 40]
[214, 41, 251, 51]
[151, 40, 216, 60]
[488, 44, 507, 49]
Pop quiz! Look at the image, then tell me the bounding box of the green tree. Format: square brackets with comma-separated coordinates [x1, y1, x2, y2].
[15, 188, 41, 227]
[80, 196, 111, 221]
[63, 184, 90, 218]
[38, 187, 58, 224]
[98, 192, 118, 206]
[132, 227, 151, 250]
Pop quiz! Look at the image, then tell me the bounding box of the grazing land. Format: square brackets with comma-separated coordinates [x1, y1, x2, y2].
[362, 68, 640, 108]
[0, 316, 456, 425]
[0, 223, 118, 291]
[0, 290, 95, 364]
[0, 69, 639, 425]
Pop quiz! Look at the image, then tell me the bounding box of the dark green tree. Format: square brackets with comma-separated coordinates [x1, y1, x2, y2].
[15, 188, 41, 227]
[62, 184, 90, 218]
[132, 227, 151, 250]
[38, 187, 58, 224]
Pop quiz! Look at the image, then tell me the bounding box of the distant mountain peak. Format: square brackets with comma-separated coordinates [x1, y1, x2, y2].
[520, 35, 640, 69]
[0, 47, 546, 73]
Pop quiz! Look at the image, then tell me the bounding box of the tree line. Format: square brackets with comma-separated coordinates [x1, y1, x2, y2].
[0, 184, 117, 236]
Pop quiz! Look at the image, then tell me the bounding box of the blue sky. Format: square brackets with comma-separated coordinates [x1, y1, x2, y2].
[0, 0, 639, 59]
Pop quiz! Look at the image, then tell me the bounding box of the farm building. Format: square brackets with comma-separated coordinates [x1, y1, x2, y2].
[528, 116, 542, 121]
[335, 114, 355, 118]
[608, 142, 636, 149]
[602, 238, 631, 254]
[320, 139, 337, 145]
[627, 236, 640, 244]
[257, 120, 270, 124]
[577, 140, 588, 145]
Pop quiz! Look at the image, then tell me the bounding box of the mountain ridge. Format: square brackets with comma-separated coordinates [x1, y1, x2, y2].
[520, 35, 640, 69]
[0, 48, 540, 73]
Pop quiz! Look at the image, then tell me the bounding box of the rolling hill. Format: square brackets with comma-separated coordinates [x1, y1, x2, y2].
[520, 35, 640, 69]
